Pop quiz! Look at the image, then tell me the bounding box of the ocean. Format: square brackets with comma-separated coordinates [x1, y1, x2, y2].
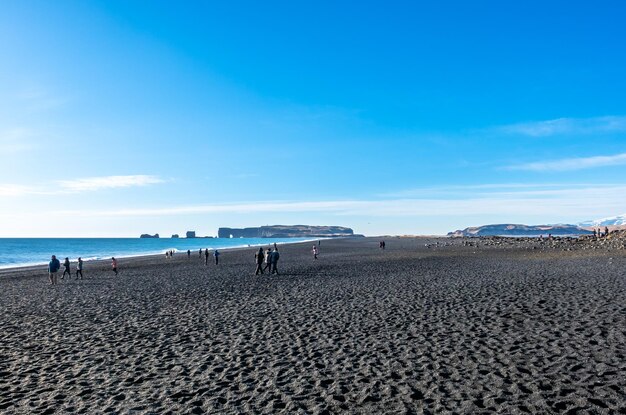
[0, 237, 315, 269]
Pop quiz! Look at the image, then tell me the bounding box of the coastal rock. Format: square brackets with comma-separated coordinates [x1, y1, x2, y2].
[186, 231, 196, 238]
[171, 234, 179, 238]
[218, 225, 356, 238]
[447, 224, 592, 237]
[139, 233, 160, 239]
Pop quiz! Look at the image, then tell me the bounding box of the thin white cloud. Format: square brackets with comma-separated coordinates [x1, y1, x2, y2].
[48, 184, 626, 219]
[0, 184, 43, 197]
[16, 86, 68, 111]
[58, 175, 165, 192]
[381, 182, 607, 198]
[498, 116, 626, 137]
[0, 175, 164, 197]
[508, 152, 626, 172]
[0, 128, 34, 155]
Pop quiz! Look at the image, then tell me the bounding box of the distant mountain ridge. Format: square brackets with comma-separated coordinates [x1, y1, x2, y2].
[448, 224, 593, 237]
[218, 225, 356, 238]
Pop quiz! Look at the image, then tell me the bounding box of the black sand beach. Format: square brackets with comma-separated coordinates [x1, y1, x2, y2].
[1, 237, 624, 414]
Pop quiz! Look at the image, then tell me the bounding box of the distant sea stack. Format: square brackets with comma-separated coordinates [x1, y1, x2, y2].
[448, 224, 593, 237]
[140, 233, 160, 238]
[218, 225, 357, 238]
[171, 234, 179, 238]
[186, 231, 196, 238]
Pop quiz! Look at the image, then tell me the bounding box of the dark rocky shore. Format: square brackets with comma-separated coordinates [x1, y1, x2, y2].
[1, 237, 624, 414]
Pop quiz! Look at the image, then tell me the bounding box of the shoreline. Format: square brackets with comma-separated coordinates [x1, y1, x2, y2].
[0, 237, 334, 276]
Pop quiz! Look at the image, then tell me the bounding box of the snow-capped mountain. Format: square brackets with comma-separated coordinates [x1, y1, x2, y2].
[579, 214, 626, 227]
[448, 224, 592, 237]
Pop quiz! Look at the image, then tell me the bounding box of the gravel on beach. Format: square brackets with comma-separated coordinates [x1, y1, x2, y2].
[1, 237, 625, 414]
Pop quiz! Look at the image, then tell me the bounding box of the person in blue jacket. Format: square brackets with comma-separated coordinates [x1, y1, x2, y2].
[48, 255, 61, 285]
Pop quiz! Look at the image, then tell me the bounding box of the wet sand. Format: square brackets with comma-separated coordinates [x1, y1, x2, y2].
[1, 237, 624, 414]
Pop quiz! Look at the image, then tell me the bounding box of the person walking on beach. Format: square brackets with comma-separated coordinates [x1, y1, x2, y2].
[312, 245, 318, 260]
[270, 249, 280, 274]
[274, 242, 278, 251]
[187, 249, 191, 258]
[62, 257, 71, 279]
[255, 247, 265, 275]
[111, 257, 118, 276]
[48, 255, 61, 285]
[205, 249, 209, 265]
[76, 257, 84, 279]
[263, 248, 272, 272]
[214, 249, 220, 265]
[198, 249, 202, 258]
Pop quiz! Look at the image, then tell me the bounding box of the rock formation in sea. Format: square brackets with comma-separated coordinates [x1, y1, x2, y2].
[218, 225, 356, 238]
[171, 234, 179, 238]
[186, 231, 196, 238]
[139, 233, 160, 238]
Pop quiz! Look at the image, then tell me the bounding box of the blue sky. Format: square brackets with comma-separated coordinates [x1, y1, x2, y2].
[1, 1, 626, 237]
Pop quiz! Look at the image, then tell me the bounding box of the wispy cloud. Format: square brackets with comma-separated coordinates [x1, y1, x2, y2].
[16, 86, 68, 111]
[508, 152, 626, 172]
[381, 182, 601, 198]
[0, 128, 34, 155]
[0, 184, 42, 197]
[0, 175, 164, 197]
[498, 116, 626, 137]
[48, 184, 626, 220]
[58, 175, 165, 192]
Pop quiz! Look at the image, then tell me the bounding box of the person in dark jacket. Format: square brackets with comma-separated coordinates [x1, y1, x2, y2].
[270, 249, 280, 275]
[255, 248, 265, 275]
[62, 257, 71, 279]
[48, 255, 61, 285]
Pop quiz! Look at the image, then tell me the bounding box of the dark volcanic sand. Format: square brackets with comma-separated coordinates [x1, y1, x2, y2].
[1, 238, 624, 414]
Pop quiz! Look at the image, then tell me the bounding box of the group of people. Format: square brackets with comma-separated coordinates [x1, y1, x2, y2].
[255, 246, 280, 275]
[593, 227, 611, 239]
[47, 255, 117, 285]
[47, 242, 314, 283]
[199, 248, 220, 265]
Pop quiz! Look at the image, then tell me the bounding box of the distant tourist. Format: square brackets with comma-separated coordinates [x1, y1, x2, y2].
[198, 249, 202, 258]
[76, 257, 84, 279]
[318, 240, 321, 246]
[270, 249, 280, 274]
[593, 229, 597, 239]
[382, 241, 386, 249]
[255, 248, 265, 275]
[605, 226, 609, 237]
[214, 249, 220, 265]
[62, 257, 71, 279]
[205, 249, 209, 265]
[274, 242, 278, 251]
[48, 255, 61, 285]
[165, 251, 169, 259]
[112, 257, 118, 276]
[263, 248, 272, 272]
[187, 249, 191, 258]
[312, 245, 318, 260]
